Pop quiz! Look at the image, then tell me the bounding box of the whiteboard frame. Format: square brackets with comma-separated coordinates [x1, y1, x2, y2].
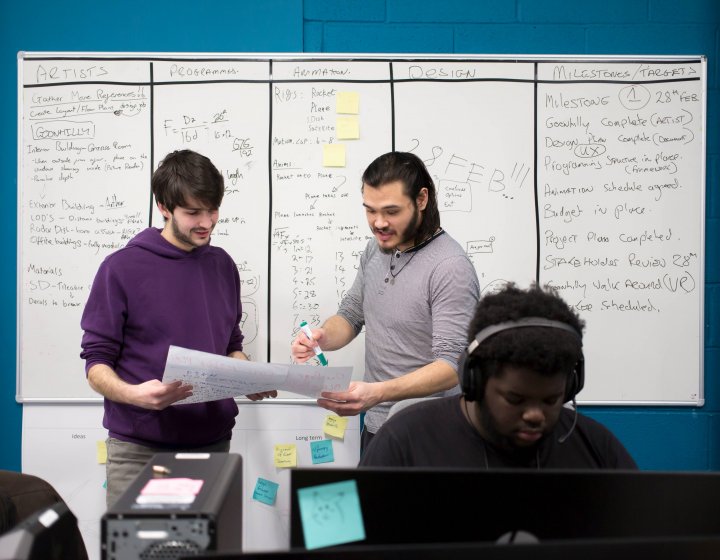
[16, 52, 706, 405]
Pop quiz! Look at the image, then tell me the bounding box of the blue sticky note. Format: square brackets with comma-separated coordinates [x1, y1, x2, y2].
[297, 480, 365, 549]
[310, 439, 335, 465]
[253, 477, 279, 506]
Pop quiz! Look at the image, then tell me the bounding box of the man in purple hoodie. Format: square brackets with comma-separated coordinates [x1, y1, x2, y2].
[80, 149, 276, 507]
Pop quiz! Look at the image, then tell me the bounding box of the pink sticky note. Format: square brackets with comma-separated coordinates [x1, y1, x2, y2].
[140, 478, 204, 496]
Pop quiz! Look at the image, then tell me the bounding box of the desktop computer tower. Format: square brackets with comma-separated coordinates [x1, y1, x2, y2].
[101, 452, 243, 560]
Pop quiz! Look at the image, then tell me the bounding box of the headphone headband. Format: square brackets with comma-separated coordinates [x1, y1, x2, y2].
[467, 317, 582, 355]
[459, 317, 584, 403]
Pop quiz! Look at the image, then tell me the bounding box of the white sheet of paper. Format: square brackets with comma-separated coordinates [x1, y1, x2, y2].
[162, 345, 353, 404]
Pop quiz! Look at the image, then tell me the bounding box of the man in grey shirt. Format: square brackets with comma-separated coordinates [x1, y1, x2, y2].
[291, 152, 480, 451]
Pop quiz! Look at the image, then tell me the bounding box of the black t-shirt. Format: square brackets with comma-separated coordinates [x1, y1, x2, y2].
[359, 395, 638, 469]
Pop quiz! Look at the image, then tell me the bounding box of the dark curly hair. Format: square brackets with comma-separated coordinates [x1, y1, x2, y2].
[467, 282, 585, 387]
[361, 151, 440, 246]
[152, 149, 224, 215]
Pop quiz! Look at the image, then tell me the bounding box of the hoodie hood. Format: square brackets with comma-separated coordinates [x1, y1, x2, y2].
[126, 227, 211, 259]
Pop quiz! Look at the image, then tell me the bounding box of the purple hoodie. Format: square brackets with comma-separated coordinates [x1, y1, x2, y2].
[80, 227, 243, 448]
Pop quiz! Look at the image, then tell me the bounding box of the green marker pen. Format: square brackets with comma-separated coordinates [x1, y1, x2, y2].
[299, 320, 328, 366]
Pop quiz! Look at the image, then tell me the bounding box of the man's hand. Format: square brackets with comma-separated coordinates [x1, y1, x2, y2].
[316, 381, 381, 416]
[291, 326, 325, 363]
[127, 379, 194, 410]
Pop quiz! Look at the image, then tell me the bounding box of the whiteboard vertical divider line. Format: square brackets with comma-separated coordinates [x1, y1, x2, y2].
[533, 61, 540, 283]
[148, 62, 156, 225]
[389, 62, 395, 152]
[266, 59, 274, 362]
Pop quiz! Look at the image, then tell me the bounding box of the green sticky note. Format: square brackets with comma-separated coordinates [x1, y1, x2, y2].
[297, 480, 365, 549]
[253, 477, 279, 506]
[310, 439, 335, 464]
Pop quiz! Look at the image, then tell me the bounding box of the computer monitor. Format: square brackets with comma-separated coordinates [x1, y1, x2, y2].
[0, 501, 87, 560]
[289, 468, 720, 549]
[181, 536, 720, 560]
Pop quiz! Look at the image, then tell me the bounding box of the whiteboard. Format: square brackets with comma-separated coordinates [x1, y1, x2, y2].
[17, 53, 705, 404]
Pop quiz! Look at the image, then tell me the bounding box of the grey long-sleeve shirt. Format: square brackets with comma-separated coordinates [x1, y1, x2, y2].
[337, 230, 480, 433]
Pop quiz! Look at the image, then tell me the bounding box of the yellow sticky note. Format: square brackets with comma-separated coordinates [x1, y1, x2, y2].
[336, 116, 360, 140]
[96, 440, 107, 464]
[336, 91, 359, 114]
[274, 444, 297, 468]
[323, 415, 349, 440]
[323, 144, 346, 167]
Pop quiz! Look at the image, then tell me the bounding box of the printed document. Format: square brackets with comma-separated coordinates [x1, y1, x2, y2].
[162, 345, 353, 404]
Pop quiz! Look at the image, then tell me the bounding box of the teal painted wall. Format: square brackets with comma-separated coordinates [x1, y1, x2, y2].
[1, 0, 718, 471]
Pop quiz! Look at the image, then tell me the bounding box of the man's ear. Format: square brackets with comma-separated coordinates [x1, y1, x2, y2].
[416, 187, 429, 211]
[157, 202, 171, 220]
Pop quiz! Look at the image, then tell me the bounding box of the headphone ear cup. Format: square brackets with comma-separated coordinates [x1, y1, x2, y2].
[564, 358, 585, 402]
[458, 351, 476, 401]
[472, 363, 486, 404]
[564, 371, 577, 403]
[571, 357, 585, 401]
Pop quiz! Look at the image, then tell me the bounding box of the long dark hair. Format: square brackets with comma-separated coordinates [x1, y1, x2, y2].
[361, 152, 440, 245]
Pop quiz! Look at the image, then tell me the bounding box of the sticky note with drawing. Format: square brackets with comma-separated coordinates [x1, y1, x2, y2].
[297, 479, 365, 549]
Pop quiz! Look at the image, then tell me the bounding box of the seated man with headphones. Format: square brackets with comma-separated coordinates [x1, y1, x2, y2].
[359, 282, 637, 469]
